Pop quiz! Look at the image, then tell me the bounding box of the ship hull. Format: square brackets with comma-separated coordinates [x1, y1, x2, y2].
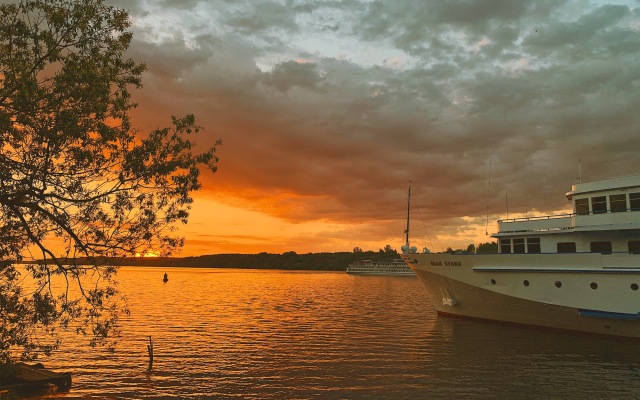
[403, 253, 640, 339]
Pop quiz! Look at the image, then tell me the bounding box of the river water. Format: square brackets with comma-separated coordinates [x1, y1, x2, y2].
[28, 267, 640, 399]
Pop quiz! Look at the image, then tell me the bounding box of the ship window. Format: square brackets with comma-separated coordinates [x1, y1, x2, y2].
[527, 238, 541, 253]
[630, 193, 640, 211]
[523, 280, 530, 286]
[628, 241, 640, 254]
[590, 282, 598, 290]
[555, 281, 562, 288]
[500, 239, 511, 254]
[557, 242, 576, 253]
[590, 241, 612, 254]
[609, 194, 627, 213]
[513, 238, 525, 254]
[575, 198, 589, 215]
[632, 283, 639, 291]
[591, 196, 607, 214]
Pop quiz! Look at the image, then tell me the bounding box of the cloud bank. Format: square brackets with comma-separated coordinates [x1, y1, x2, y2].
[108, 0, 640, 253]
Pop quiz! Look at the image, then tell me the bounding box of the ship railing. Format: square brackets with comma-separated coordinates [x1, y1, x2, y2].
[497, 213, 573, 224]
[497, 207, 640, 223]
[499, 209, 640, 233]
[498, 213, 573, 232]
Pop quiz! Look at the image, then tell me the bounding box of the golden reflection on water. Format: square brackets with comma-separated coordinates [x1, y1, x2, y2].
[24, 267, 640, 399]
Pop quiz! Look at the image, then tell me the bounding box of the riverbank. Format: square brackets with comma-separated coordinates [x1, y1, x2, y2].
[20, 251, 403, 271]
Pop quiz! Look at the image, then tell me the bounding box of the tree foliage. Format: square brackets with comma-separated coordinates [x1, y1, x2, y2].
[0, 0, 220, 363]
[477, 242, 498, 253]
[445, 242, 497, 254]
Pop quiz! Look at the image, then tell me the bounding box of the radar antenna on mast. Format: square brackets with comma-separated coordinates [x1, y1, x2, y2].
[578, 158, 582, 183]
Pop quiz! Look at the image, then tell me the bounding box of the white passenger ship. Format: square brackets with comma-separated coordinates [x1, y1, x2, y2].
[346, 259, 415, 276]
[402, 175, 640, 339]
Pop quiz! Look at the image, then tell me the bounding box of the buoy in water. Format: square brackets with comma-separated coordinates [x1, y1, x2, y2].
[163, 272, 168, 283]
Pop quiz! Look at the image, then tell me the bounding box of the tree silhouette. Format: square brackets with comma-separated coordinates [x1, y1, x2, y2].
[0, 0, 219, 363]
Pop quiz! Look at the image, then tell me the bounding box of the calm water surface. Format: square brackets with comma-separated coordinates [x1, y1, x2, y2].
[31, 267, 640, 399]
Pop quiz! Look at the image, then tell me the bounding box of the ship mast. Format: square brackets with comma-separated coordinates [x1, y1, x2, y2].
[404, 183, 411, 250]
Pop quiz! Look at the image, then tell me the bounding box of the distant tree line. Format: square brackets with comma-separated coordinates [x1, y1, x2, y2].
[125, 242, 498, 270]
[126, 248, 403, 271]
[444, 242, 498, 254]
[33, 242, 499, 272]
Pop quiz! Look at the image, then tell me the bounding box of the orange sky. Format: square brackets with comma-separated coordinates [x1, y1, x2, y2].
[101, 0, 639, 256]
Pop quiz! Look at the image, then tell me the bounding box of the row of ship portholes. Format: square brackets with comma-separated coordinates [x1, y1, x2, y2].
[489, 278, 639, 291]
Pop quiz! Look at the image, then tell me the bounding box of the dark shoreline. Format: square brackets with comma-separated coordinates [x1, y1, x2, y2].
[19, 251, 403, 271]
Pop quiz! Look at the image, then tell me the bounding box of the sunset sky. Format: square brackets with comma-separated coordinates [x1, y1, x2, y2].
[106, 0, 640, 256]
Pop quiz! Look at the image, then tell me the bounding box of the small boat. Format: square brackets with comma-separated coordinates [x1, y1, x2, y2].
[163, 273, 168, 283]
[0, 363, 71, 393]
[402, 175, 640, 339]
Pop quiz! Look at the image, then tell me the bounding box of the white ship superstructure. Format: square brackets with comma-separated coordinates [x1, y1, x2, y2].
[402, 175, 640, 339]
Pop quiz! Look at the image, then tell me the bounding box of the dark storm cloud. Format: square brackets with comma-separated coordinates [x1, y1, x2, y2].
[112, 0, 640, 247]
[261, 61, 325, 92]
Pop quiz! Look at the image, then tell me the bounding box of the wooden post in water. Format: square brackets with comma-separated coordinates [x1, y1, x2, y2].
[147, 336, 153, 371]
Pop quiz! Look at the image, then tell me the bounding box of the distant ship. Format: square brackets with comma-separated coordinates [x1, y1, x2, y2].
[402, 175, 640, 340]
[347, 184, 416, 276]
[346, 259, 414, 276]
